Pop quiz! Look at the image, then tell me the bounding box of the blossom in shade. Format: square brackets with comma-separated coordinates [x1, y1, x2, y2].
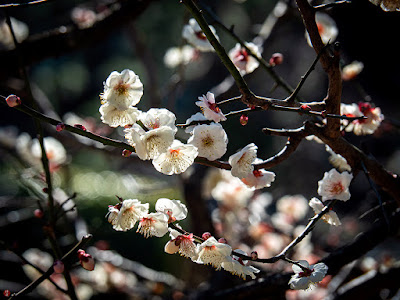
[211, 175, 254, 209]
[99, 103, 140, 128]
[155, 198, 188, 222]
[196, 237, 233, 270]
[369, 0, 400, 11]
[136, 212, 169, 238]
[289, 260, 328, 290]
[228, 42, 262, 75]
[306, 12, 338, 47]
[325, 145, 351, 172]
[318, 168, 353, 201]
[309, 198, 341, 226]
[241, 159, 275, 190]
[124, 124, 175, 160]
[164, 45, 196, 68]
[229, 143, 258, 178]
[100, 69, 143, 110]
[108, 199, 149, 231]
[77, 249, 95, 271]
[196, 92, 226, 123]
[165, 229, 198, 259]
[342, 61, 364, 81]
[341, 102, 384, 136]
[182, 18, 219, 52]
[138, 108, 177, 132]
[187, 123, 228, 161]
[152, 140, 198, 175]
[221, 249, 260, 280]
[276, 195, 309, 222]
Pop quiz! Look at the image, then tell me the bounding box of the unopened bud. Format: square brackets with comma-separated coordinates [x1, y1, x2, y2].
[42, 187, 49, 193]
[300, 105, 311, 111]
[122, 149, 132, 157]
[6, 94, 21, 107]
[218, 237, 228, 244]
[250, 251, 258, 260]
[239, 114, 248, 126]
[269, 53, 283, 66]
[164, 240, 179, 254]
[74, 124, 87, 131]
[3, 290, 11, 297]
[202, 232, 212, 240]
[34, 209, 44, 218]
[53, 260, 64, 274]
[77, 249, 95, 271]
[56, 123, 66, 132]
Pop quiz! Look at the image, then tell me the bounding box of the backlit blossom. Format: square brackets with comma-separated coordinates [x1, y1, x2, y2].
[187, 123, 228, 161]
[289, 260, 328, 290]
[182, 18, 219, 52]
[196, 237, 233, 270]
[309, 198, 341, 226]
[221, 249, 260, 280]
[229, 143, 258, 178]
[100, 69, 143, 110]
[318, 168, 353, 201]
[71, 7, 97, 29]
[165, 229, 198, 259]
[306, 12, 338, 47]
[369, 0, 400, 11]
[152, 140, 198, 175]
[196, 92, 226, 123]
[99, 103, 140, 128]
[124, 124, 175, 160]
[136, 212, 169, 238]
[241, 159, 275, 190]
[108, 199, 149, 231]
[155, 198, 188, 222]
[342, 61, 364, 81]
[31, 136, 67, 168]
[139, 108, 177, 132]
[341, 102, 384, 135]
[325, 145, 351, 172]
[228, 42, 262, 75]
[164, 45, 196, 68]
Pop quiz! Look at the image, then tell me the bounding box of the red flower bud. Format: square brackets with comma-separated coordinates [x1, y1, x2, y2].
[269, 53, 283, 66]
[239, 114, 248, 126]
[34, 209, 44, 218]
[218, 237, 228, 244]
[3, 290, 11, 297]
[77, 249, 95, 271]
[74, 124, 87, 131]
[122, 149, 132, 157]
[201, 232, 212, 240]
[6, 94, 21, 107]
[56, 123, 66, 132]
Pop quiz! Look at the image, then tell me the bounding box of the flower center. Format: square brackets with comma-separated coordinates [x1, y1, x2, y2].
[236, 49, 249, 62]
[169, 149, 181, 158]
[299, 268, 314, 277]
[329, 182, 344, 195]
[208, 102, 221, 113]
[195, 31, 207, 40]
[253, 170, 263, 177]
[202, 135, 214, 147]
[114, 81, 129, 96]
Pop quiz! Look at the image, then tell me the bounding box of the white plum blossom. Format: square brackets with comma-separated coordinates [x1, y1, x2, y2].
[276, 195, 309, 222]
[136, 212, 169, 238]
[325, 145, 351, 172]
[155, 198, 188, 222]
[99, 103, 140, 128]
[100, 69, 143, 110]
[108, 199, 149, 231]
[187, 123, 228, 161]
[241, 159, 275, 190]
[182, 18, 219, 52]
[124, 124, 175, 160]
[152, 140, 198, 175]
[229, 143, 258, 179]
[306, 12, 338, 47]
[221, 249, 260, 280]
[164, 45, 196, 68]
[196, 237, 233, 270]
[318, 168, 353, 201]
[165, 229, 198, 259]
[184, 112, 208, 133]
[342, 61, 364, 81]
[138, 108, 177, 132]
[196, 92, 226, 123]
[341, 102, 384, 136]
[289, 260, 328, 290]
[31, 136, 68, 168]
[228, 42, 262, 75]
[309, 198, 341, 226]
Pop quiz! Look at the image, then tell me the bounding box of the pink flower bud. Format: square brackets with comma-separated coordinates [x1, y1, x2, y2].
[74, 124, 87, 131]
[218, 237, 228, 244]
[34, 209, 44, 218]
[3, 290, 11, 297]
[164, 240, 179, 254]
[5, 94, 21, 107]
[53, 260, 64, 274]
[269, 53, 283, 66]
[77, 249, 95, 271]
[56, 123, 66, 132]
[250, 251, 258, 260]
[239, 114, 248, 126]
[122, 149, 132, 157]
[202, 232, 212, 240]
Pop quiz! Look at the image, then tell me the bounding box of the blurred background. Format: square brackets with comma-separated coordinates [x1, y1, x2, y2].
[1, 0, 400, 299]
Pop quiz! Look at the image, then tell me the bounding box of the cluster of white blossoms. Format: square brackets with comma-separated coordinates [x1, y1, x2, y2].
[340, 102, 384, 135]
[108, 197, 259, 280]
